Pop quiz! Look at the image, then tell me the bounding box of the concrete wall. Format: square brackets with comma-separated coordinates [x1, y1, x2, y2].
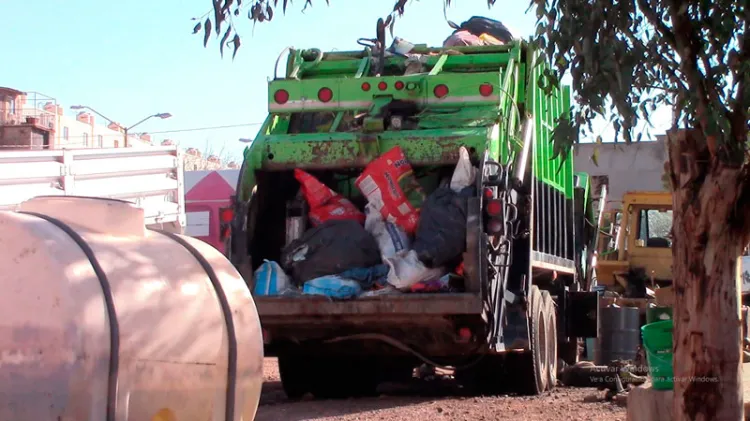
[0, 124, 52, 149]
[574, 138, 668, 209]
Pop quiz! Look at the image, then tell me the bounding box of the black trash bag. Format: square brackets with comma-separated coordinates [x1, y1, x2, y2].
[456, 16, 515, 43]
[280, 219, 382, 285]
[412, 186, 473, 268]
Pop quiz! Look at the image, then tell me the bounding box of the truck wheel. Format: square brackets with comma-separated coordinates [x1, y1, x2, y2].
[510, 285, 548, 395]
[278, 354, 310, 400]
[542, 291, 558, 390]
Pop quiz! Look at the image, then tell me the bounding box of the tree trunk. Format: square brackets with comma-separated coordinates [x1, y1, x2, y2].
[667, 129, 745, 421]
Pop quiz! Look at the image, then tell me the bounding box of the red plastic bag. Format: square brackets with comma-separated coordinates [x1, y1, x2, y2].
[355, 146, 426, 234]
[294, 169, 365, 226]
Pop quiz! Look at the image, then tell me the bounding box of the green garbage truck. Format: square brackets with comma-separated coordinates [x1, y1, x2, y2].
[223, 29, 601, 399]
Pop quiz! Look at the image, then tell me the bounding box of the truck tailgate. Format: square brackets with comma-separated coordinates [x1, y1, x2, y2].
[255, 293, 482, 317]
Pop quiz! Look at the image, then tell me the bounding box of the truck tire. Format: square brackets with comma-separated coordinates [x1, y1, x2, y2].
[542, 291, 558, 390]
[510, 285, 548, 395]
[278, 354, 311, 400]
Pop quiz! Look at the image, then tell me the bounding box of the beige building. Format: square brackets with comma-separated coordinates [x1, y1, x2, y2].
[0, 87, 152, 150]
[159, 139, 240, 171]
[2, 87, 242, 171]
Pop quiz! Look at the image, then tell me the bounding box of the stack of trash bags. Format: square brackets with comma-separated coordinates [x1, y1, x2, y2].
[443, 16, 518, 47]
[254, 145, 479, 300]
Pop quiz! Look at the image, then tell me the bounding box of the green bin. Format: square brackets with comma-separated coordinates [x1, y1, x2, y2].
[646, 307, 673, 324]
[641, 319, 674, 390]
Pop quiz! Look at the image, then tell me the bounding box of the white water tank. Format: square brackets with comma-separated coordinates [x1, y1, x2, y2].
[0, 196, 263, 421]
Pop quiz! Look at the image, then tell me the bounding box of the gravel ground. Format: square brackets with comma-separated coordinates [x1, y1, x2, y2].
[255, 358, 627, 421]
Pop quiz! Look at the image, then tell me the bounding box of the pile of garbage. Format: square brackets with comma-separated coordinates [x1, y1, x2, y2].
[254, 145, 478, 299]
[442, 16, 518, 48]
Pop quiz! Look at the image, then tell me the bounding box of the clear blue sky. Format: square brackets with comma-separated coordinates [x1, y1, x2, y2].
[0, 0, 669, 163]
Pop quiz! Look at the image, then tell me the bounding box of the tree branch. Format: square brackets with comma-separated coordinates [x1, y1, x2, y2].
[730, 5, 750, 145]
[668, 0, 720, 156]
[635, 0, 678, 50]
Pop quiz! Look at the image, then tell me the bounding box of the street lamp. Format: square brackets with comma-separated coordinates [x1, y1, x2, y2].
[70, 105, 172, 147]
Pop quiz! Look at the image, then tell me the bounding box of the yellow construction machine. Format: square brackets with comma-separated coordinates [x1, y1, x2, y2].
[594, 190, 750, 302]
[594, 191, 673, 297]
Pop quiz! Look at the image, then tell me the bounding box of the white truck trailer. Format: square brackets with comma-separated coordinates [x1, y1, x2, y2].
[0, 145, 186, 232]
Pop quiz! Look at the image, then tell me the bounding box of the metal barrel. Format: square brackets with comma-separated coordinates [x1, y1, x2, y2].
[595, 306, 641, 365]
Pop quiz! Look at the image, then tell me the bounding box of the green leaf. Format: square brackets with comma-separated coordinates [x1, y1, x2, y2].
[232, 34, 241, 60]
[591, 146, 599, 167]
[193, 21, 202, 34]
[203, 18, 212, 47]
[220, 27, 232, 58]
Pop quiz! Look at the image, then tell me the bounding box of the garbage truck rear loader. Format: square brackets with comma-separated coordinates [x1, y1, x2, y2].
[226, 37, 600, 398]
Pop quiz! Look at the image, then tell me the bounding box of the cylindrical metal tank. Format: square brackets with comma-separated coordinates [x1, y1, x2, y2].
[595, 306, 641, 365]
[0, 196, 264, 421]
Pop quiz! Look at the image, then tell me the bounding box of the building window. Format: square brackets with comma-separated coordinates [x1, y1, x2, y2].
[114, 140, 119, 148]
[82, 133, 89, 147]
[9, 99, 15, 114]
[97, 135, 103, 148]
[63, 127, 69, 140]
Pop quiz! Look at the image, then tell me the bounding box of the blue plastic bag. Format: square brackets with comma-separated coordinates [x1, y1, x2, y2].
[303, 276, 362, 299]
[254, 260, 291, 296]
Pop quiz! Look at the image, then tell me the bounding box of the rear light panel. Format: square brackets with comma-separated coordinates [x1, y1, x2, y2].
[272, 79, 496, 107]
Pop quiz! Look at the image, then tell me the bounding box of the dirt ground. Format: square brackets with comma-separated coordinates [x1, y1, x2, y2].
[255, 358, 627, 421]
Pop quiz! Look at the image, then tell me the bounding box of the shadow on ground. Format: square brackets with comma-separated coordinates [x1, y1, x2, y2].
[255, 375, 526, 421]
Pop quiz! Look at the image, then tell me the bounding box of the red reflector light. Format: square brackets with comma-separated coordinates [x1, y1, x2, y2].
[395, 81, 405, 90]
[487, 199, 502, 216]
[378, 81, 388, 91]
[220, 207, 234, 223]
[433, 84, 449, 98]
[459, 327, 472, 339]
[361, 82, 371, 91]
[220, 225, 231, 241]
[318, 87, 333, 103]
[273, 89, 289, 104]
[479, 83, 494, 97]
[488, 219, 503, 233]
[483, 188, 494, 199]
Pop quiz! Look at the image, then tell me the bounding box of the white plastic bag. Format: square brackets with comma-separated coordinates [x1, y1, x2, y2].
[364, 203, 411, 260]
[450, 146, 477, 192]
[384, 250, 446, 290]
[253, 260, 291, 296]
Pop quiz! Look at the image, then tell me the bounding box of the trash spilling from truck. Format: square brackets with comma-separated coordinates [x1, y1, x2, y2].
[255, 146, 477, 298]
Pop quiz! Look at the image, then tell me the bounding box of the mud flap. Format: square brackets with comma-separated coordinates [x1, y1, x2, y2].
[502, 299, 530, 350]
[559, 290, 599, 339]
